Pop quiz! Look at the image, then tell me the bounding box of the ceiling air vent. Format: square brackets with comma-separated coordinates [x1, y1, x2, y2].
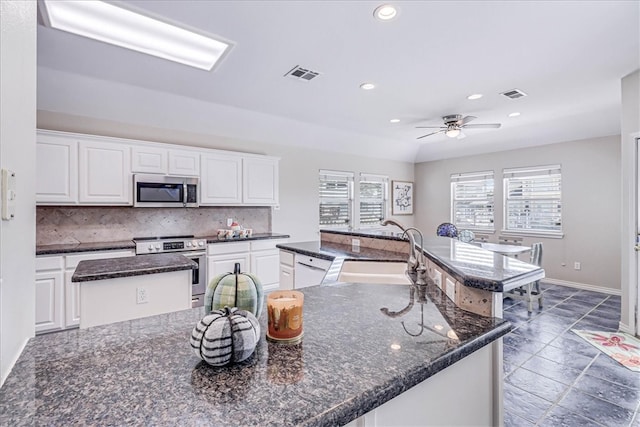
[501, 88, 527, 99]
[284, 65, 321, 82]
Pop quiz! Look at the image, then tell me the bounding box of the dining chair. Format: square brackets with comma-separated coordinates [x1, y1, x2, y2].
[436, 223, 458, 238]
[504, 242, 543, 313]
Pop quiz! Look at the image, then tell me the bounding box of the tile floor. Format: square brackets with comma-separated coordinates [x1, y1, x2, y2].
[502, 283, 640, 427]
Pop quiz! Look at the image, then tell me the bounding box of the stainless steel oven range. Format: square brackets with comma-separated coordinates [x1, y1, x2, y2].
[133, 235, 207, 308]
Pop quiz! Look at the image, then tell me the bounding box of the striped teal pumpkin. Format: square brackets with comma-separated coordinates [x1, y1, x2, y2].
[205, 263, 264, 318]
[190, 307, 260, 366]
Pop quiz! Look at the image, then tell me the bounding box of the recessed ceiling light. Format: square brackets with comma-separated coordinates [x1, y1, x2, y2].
[390, 343, 401, 350]
[374, 5, 398, 21]
[508, 112, 521, 117]
[390, 119, 400, 123]
[39, 0, 232, 71]
[360, 83, 376, 90]
[467, 94, 483, 100]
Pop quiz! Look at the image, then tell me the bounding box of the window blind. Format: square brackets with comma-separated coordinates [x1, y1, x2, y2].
[451, 171, 494, 231]
[503, 165, 562, 233]
[319, 170, 353, 227]
[359, 174, 388, 227]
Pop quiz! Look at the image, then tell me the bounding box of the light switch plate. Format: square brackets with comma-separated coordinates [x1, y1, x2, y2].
[1, 169, 16, 220]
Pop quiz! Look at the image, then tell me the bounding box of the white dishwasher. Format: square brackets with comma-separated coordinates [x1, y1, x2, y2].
[294, 255, 332, 288]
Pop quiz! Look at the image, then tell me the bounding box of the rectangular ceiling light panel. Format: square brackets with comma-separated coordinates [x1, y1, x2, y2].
[40, 0, 232, 71]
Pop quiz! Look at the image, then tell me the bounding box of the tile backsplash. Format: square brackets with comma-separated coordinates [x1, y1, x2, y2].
[36, 206, 271, 245]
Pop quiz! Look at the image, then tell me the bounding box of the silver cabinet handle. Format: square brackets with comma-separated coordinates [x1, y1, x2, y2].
[296, 261, 326, 272]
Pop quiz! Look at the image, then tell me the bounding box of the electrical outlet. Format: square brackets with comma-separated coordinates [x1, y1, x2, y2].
[227, 218, 233, 227]
[136, 287, 149, 304]
[574, 262, 581, 270]
[352, 238, 360, 252]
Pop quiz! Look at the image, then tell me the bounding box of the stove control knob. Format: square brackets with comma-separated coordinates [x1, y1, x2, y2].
[155, 244, 161, 250]
[191, 240, 198, 247]
[148, 244, 154, 251]
[186, 242, 192, 247]
[198, 241, 204, 247]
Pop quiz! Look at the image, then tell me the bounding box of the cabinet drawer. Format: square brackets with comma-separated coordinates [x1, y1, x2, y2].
[207, 242, 251, 255]
[279, 250, 295, 267]
[36, 256, 64, 271]
[251, 239, 288, 252]
[65, 250, 134, 269]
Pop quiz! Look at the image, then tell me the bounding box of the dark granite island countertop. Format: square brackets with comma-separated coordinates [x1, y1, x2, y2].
[72, 253, 197, 282]
[0, 282, 510, 426]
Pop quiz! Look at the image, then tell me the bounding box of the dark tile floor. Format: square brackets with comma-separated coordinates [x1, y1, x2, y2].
[502, 283, 640, 427]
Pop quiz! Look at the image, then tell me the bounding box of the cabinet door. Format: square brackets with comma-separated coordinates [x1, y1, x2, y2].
[79, 141, 131, 204]
[36, 135, 78, 204]
[169, 150, 200, 176]
[243, 157, 279, 205]
[250, 249, 280, 287]
[132, 146, 168, 174]
[35, 270, 64, 333]
[279, 264, 294, 290]
[200, 153, 243, 204]
[207, 253, 250, 285]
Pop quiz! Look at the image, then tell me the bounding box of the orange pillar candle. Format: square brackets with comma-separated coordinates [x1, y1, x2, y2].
[267, 291, 304, 343]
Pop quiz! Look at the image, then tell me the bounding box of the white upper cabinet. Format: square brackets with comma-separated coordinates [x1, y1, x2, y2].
[243, 157, 279, 205]
[36, 133, 78, 204]
[132, 146, 168, 174]
[200, 153, 243, 205]
[79, 141, 132, 204]
[169, 150, 200, 176]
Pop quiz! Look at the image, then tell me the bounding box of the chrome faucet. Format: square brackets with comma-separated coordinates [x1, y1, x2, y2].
[381, 219, 428, 285]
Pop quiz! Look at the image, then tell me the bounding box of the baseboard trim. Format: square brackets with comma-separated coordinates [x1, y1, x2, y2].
[543, 278, 621, 296]
[618, 322, 635, 335]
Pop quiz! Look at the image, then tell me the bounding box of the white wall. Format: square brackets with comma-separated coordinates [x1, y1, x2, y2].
[0, 1, 37, 386]
[415, 135, 621, 292]
[621, 69, 640, 334]
[36, 111, 415, 242]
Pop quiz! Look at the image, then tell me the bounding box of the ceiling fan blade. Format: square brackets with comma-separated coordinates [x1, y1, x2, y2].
[417, 130, 445, 139]
[463, 123, 502, 129]
[459, 115, 477, 125]
[415, 125, 447, 129]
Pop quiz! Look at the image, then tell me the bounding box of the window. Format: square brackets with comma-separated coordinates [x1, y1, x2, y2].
[359, 174, 388, 228]
[451, 171, 495, 231]
[319, 170, 353, 228]
[503, 165, 562, 234]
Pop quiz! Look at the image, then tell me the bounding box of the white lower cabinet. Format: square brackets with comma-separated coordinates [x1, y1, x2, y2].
[206, 239, 288, 291]
[279, 250, 295, 290]
[35, 256, 65, 334]
[36, 250, 134, 334]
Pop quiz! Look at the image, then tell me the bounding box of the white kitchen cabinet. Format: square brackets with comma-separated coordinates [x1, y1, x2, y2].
[279, 250, 295, 290]
[132, 146, 168, 174]
[243, 157, 279, 205]
[200, 153, 243, 205]
[169, 150, 200, 176]
[36, 133, 78, 204]
[250, 239, 287, 291]
[35, 256, 65, 334]
[79, 141, 132, 204]
[207, 242, 251, 285]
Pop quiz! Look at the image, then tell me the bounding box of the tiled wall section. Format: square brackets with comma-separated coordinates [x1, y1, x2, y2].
[320, 232, 409, 254]
[36, 206, 271, 245]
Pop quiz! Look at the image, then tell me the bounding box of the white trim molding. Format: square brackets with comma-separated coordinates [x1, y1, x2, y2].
[543, 278, 621, 296]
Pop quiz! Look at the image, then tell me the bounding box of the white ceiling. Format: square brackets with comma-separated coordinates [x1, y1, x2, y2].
[37, 1, 640, 163]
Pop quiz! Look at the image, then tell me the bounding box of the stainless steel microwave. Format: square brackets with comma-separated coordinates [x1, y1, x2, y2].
[133, 174, 199, 208]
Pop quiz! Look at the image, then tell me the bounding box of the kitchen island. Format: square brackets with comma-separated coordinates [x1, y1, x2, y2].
[0, 279, 510, 426]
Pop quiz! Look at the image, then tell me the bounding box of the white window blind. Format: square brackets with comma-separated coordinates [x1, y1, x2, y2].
[359, 173, 388, 227]
[451, 171, 495, 231]
[319, 170, 353, 228]
[503, 165, 562, 234]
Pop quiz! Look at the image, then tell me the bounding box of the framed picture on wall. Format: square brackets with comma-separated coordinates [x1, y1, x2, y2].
[392, 180, 414, 215]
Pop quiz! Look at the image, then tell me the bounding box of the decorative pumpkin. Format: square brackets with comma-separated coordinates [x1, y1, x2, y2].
[205, 263, 264, 318]
[190, 306, 261, 366]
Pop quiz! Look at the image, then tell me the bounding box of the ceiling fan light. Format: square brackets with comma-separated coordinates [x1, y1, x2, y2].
[445, 129, 461, 138]
[374, 5, 397, 21]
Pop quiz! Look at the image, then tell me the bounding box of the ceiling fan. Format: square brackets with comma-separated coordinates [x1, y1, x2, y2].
[416, 114, 501, 140]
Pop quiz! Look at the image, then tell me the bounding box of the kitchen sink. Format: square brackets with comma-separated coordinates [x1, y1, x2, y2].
[337, 261, 412, 285]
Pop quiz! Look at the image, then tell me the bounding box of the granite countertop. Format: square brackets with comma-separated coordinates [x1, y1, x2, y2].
[72, 253, 197, 282]
[280, 231, 544, 292]
[0, 282, 510, 426]
[36, 233, 290, 255]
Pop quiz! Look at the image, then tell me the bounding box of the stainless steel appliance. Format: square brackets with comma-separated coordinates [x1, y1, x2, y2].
[133, 174, 199, 208]
[134, 235, 207, 307]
